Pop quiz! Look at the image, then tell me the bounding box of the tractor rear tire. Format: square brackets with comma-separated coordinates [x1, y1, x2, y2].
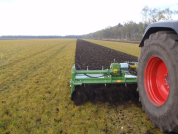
[137, 31, 178, 133]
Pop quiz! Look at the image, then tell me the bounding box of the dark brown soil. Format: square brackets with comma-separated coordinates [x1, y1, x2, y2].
[72, 39, 139, 105]
[75, 39, 137, 70]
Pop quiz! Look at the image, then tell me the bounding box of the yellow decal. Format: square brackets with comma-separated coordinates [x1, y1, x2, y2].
[113, 69, 118, 73]
[117, 80, 122, 82]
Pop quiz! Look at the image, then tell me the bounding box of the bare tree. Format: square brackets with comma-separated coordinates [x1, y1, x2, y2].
[141, 6, 175, 25]
[141, 6, 149, 25]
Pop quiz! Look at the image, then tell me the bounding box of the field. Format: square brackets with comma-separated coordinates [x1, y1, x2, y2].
[0, 39, 164, 133]
[84, 39, 140, 57]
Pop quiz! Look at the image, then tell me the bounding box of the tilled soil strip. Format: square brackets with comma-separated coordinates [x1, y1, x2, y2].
[72, 39, 139, 105]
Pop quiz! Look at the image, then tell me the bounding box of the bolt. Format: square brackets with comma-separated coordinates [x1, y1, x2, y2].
[164, 79, 166, 81]
[165, 74, 167, 76]
[167, 87, 169, 89]
[165, 83, 167, 85]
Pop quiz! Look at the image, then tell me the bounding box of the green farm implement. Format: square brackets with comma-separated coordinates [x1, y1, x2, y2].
[70, 61, 138, 97]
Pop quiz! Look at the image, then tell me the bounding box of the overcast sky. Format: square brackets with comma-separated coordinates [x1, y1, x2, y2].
[0, 0, 177, 36]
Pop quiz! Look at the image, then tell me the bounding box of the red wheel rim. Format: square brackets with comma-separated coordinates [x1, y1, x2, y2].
[144, 56, 170, 106]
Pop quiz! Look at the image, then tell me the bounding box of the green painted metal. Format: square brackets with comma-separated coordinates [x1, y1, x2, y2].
[110, 63, 121, 76]
[70, 62, 138, 97]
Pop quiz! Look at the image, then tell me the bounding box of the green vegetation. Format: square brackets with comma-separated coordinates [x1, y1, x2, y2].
[0, 39, 162, 133]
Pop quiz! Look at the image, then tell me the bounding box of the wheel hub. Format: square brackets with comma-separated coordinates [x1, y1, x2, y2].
[144, 56, 170, 106]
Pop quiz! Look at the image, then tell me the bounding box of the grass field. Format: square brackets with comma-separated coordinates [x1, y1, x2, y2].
[0, 39, 163, 134]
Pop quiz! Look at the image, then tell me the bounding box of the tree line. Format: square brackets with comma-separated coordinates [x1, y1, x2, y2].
[83, 5, 178, 41]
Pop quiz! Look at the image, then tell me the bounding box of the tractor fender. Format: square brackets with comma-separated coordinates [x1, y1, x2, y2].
[139, 20, 178, 47]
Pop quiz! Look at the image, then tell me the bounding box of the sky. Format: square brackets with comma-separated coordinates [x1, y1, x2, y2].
[0, 0, 177, 36]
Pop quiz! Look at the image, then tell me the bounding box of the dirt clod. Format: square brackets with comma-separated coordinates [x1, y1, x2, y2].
[145, 130, 154, 134]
